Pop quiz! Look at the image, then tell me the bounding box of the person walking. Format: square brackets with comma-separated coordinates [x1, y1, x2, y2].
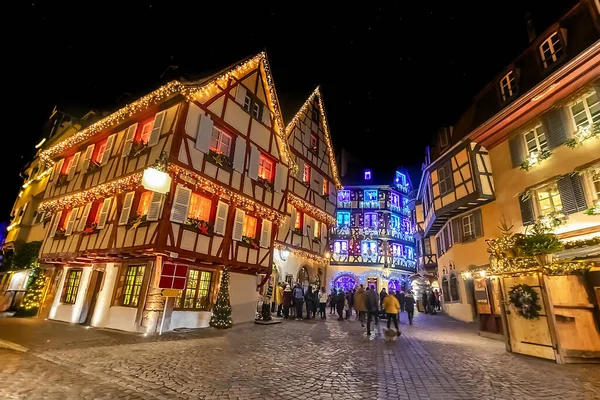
[293, 283, 304, 320]
[336, 289, 345, 321]
[421, 291, 429, 314]
[383, 290, 401, 336]
[312, 286, 319, 318]
[434, 289, 441, 311]
[329, 289, 337, 314]
[354, 284, 367, 327]
[318, 287, 328, 319]
[379, 287, 387, 309]
[304, 286, 313, 320]
[282, 284, 292, 319]
[429, 291, 437, 315]
[365, 285, 380, 337]
[404, 290, 416, 325]
[397, 290, 405, 313]
[276, 283, 284, 317]
[348, 288, 355, 319]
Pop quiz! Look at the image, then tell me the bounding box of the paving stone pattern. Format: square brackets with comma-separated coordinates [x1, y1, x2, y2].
[0, 313, 598, 399]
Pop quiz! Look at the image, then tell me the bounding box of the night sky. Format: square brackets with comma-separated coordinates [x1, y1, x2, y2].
[5, 0, 578, 220]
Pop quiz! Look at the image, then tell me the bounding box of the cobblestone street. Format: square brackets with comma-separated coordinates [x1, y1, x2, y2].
[1, 312, 598, 400]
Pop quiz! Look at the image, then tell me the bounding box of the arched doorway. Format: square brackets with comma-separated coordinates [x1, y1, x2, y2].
[333, 274, 357, 291]
[388, 278, 401, 293]
[298, 266, 310, 292]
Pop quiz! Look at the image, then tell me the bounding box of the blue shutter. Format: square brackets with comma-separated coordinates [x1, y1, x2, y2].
[519, 197, 534, 226]
[508, 135, 525, 168]
[542, 108, 568, 149]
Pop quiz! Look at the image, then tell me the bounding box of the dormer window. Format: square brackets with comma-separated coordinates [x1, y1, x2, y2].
[439, 129, 449, 149]
[539, 32, 563, 69]
[500, 71, 517, 102]
[364, 169, 372, 180]
[310, 133, 318, 153]
[395, 172, 406, 186]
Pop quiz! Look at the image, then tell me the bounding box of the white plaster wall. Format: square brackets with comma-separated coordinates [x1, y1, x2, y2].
[91, 263, 119, 328]
[170, 311, 211, 330]
[52, 304, 74, 322]
[49, 268, 68, 320]
[71, 268, 92, 323]
[229, 272, 258, 324]
[105, 306, 138, 332]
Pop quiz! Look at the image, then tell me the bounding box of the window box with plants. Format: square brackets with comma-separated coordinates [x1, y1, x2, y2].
[292, 227, 304, 236]
[128, 141, 150, 158]
[80, 222, 99, 236]
[53, 227, 67, 240]
[85, 161, 101, 175]
[126, 213, 149, 230]
[55, 174, 68, 187]
[257, 176, 274, 193]
[240, 235, 260, 249]
[184, 218, 214, 236]
[207, 149, 233, 172]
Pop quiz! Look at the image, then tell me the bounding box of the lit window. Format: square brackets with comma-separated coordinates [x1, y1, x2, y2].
[395, 172, 406, 186]
[139, 121, 153, 144]
[95, 140, 108, 163]
[402, 218, 411, 233]
[189, 193, 212, 221]
[323, 179, 329, 195]
[390, 215, 400, 229]
[539, 32, 563, 69]
[537, 185, 563, 215]
[570, 92, 600, 131]
[338, 190, 350, 203]
[121, 265, 145, 307]
[243, 94, 252, 112]
[138, 191, 152, 216]
[210, 128, 232, 157]
[500, 71, 516, 101]
[334, 240, 348, 254]
[336, 211, 350, 228]
[364, 213, 377, 228]
[303, 164, 311, 183]
[58, 209, 72, 231]
[310, 133, 318, 152]
[390, 193, 400, 206]
[314, 221, 320, 238]
[593, 170, 600, 200]
[258, 154, 274, 182]
[437, 162, 453, 195]
[361, 240, 377, 261]
[61, 156, 74, 175]
[364, 190, 378, 202]
[523, 124, 548, 156]
[61, 269, 82, 304]
[175, 269, 212, 310]
[406, 247, 414, 260]
[392, 243, 403, 256]
[91, 200, 103, 225]
[462, 214, 474, 239]
[252, 102, 261, 119]
[294, 210, 303, 230]
[242, 215, 258, 238]
[364, 169, 372, 180]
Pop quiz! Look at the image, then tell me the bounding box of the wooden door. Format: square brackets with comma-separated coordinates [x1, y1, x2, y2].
[501, 274, 555, 360]
[81, 270, 104, 326]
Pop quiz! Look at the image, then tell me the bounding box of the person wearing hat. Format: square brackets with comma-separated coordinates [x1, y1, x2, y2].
[282, 284, 292, 319]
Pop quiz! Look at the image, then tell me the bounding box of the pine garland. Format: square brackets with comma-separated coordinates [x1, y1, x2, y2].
[209, 267, 233, 329]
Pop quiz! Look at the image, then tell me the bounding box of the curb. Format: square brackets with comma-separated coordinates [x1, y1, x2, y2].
[0, 339, 29, 353]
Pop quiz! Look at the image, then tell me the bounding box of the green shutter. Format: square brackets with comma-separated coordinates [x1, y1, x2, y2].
[558, 174, 588, 215]
[508, 135, 525, 168]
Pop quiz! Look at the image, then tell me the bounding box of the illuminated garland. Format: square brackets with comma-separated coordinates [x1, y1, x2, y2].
[563, 235, 600, 249]
[274, 243, 329, 264]
[284, 87, 342, 189]
[565, 121, 600, 148]
[22, 168, 52, 189]
[287, 192, 336, 226]
[38, 173, 143, 213]
[170, 165, 285, 225]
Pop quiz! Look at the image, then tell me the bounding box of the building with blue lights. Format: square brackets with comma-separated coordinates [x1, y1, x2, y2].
[327, 162, 416, 292]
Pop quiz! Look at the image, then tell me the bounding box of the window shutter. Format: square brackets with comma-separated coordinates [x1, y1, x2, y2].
[248, 144, 259, 180]
[235, 85, 247, 105]
[303, 215, 310, 236]
[274, 163, 288, 192]
[260, 220, 272, 247]
[146, 192, 164, 221]
[214, 201, 229, 235]
[122, 124, 137, 157]
[594, 83, 600, 100]
[290, 207, 297, 229]
[542, 108, 568, 150]
[170, 185, 192, 224]
[557, 174, 587, 215]
[101, 134, 116, 165]
[451, 218, 461, 243]
[97, 197, 112, 229]
[232, 208, 245, 241]
[148, 110, 166, 147]
[519, 196, 534, 226]
[67, 152, 81, 181]
[312, 172, 322, 193]
[118, 192, 135, 225]
[473, 209, 483, 238]
[508, 135, 524, 168]
[195, 113, 213, 153]
[53, 159, 64, 181]
[65, 207, 79, 235]
[435, 236, 441, 255]
[77, 203, 92, 232]
[261, 107, 271, 127]
[296, 159, 305, 180]
[328, 182, 337, 204]
[49, 211, 62, 237]
[233, 136, 247, 172]
[570, 174, 588, 212]
[82, 144, 94, 171]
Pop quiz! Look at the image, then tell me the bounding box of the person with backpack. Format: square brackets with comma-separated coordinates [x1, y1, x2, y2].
[304, 286, 313, 320]
[293, 283, 304, 320]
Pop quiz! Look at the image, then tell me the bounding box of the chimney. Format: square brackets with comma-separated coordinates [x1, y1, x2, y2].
[525, 12, 536, 43]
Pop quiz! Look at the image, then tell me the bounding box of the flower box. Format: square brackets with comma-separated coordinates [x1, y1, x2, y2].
[184, 218, 214, 236]
[55, 174, 68, 187]
[206, 150, 233, 171]
[53, 228, 66, 240]
[80, 222, 100, 236]
[126, 214, 149, 230]
[85, 161, 101, 175]
[239, 235, 260, 249]
[292, 228, 304, 236]
[128, 141, 150, 158]
[257, 177, 274, 193]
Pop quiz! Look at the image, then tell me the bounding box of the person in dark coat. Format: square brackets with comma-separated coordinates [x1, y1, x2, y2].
[311, 287, 319, 318]
[329, 289, 337, 314]
[305, 286, 313, 319]
[282, 284, 292, 319]
[336, 289, 345, 321]
[404, 290, 416, 325]
[365, 285, 380, 336]
[422, 291, 429, 314]
[379, 288, 387, 309]
[428, 291, 437, 315]
[396, 290, 405, 313]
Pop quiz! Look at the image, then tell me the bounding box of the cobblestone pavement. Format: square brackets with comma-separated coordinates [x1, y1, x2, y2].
[1, 312, 599, 400]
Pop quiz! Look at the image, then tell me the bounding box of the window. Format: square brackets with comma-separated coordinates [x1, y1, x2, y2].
[58, 209, 72, 231]
[539, 32, 563, 69]
[311, 107, 318, 122]
[570, 92, 600, 131]
[61, 156, 74, 175]
[523, 124, 548, 156]
[252, 102, 261, 119]
[336, 211, 350, 228]
[243, 94, 252, 112]
[402, 218, 411, 234]
[450, 274, 460, 301]
[390, 193, 400, 207]
[175, 269, 212, 311]
[439, 130, 449, 149]
[437, 162, 453, 195]
[390, 215, 400, 229]
[593, 170, 600, 200]
[500, 71, 516, 102]
[334, 240, 348, 254]
[138, 191, 153, 216]
[303, 164, 311, 183]
[364, 213, 377, 228]
[139, 121, 153, 144]
[323, 179, 329, 195]
[424, 237, 432, 254]
[310, 133, 318, 152]
[364, 190, 378, 202]
[189, 193, 212, 221]
[392, 243, 403, 256]
[442, 277, 451, 302]
[361, 240, 377, 261]
[314, 221, 320, 238]
[462, 214, 474, 239]
[121, 265, 145, 307]
[210, 128, 232, 157]
[338, 190, 350, 203]
[406, 247, 414, 260]
[61, 269, 82, 304]
[364, 169, 372, 180]
[395, 172, 406, 186]
[537, 184, 562, 215]
[242, 215, 258, 239]
[258, 154, 274, 182]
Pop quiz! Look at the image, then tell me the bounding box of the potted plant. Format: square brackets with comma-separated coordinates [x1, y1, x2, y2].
[521, 223, 563, 266]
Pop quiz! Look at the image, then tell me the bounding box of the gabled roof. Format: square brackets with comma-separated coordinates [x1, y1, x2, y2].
[284, 87, 342, 189]
[39, 52, 295, 171]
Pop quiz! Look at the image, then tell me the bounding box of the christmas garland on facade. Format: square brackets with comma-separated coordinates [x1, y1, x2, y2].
[508, 284, 542, 320]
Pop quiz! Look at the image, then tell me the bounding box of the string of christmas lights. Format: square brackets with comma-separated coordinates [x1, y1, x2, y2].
[274, 243, 330, 265]
[170, 165, 286, 225]
[287, 193, 336, 226]
[284, 87, 343, 189]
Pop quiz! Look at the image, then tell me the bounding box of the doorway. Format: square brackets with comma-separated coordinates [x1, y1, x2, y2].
[81, 270, 104, 326]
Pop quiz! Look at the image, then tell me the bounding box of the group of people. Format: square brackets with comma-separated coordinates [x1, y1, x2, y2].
[421, 289, 441, 314]
[274, 281, 420, 338]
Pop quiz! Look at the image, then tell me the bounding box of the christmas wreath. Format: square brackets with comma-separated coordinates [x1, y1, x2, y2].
[508, 284, 542, 320]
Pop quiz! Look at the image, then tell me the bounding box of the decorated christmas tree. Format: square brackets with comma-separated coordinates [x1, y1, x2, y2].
[15, 266, 46, 317]
[210, 267, 233, 329]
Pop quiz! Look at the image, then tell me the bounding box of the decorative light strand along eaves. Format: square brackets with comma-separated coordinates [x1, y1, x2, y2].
[287, 192, 336, 226]
[274, 243, 329, 265]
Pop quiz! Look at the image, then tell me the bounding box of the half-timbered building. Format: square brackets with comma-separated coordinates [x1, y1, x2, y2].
[271, 88, 340, 292]
[34, 53, 298, 332]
